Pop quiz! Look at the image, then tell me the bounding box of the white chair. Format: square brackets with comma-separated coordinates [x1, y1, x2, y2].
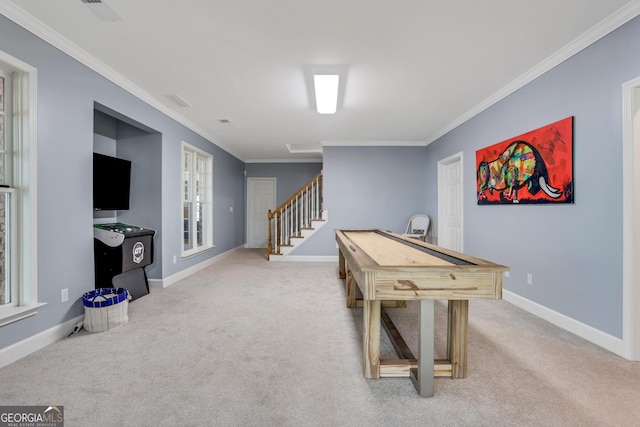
[403, 214, 430, 242]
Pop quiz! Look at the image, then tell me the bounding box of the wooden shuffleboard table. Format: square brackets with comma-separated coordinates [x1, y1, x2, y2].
[335, 228, 508, 397]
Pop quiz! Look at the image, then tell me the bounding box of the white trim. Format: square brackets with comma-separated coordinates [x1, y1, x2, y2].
[0, 50, 36, 74]
[0, 302, 46, 328]
[0, 314, 83, 369]
[503, 290, 625, 357]
[622, 75, 640, 360]
[20, 57, 38, 312]
[437, 152, 463, 250]
[244, 158, 323, 164]
[3, 3, 638, 160]
[149, 246, 244, 289]
[280, 256, 339, 262]
[0, 49, 39, 324]
[0, 2, 240, 160]
[181, 141, 213, 258]
[427, 1, 640, 145]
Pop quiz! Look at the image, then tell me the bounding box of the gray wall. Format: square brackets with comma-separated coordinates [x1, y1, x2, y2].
[93, 109, 163, 280]
[244, 162, 322, 207]
[2, 7, 638, 352]
[290, 15, 640, 340]
[0, 15, 245, 349]
[116, 132, 163, 280]
[296, 146, 430, 256]
[423, 15, 640, 338]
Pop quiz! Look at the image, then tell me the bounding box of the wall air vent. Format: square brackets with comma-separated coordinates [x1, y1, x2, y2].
[81, 0, 124, 22]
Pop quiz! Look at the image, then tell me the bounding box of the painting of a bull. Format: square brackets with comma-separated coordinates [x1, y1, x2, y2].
[477, 141, 561, 203]
[476, 117, 573, 204]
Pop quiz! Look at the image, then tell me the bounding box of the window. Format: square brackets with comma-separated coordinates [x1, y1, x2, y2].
[182, 142, 213, 257]
[0, 69, 12, 306]
[0, 51, 39, 327]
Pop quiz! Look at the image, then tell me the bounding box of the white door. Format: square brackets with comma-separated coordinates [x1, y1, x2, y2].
[247, 178, 276, 248]
[438, 153, 463, 252]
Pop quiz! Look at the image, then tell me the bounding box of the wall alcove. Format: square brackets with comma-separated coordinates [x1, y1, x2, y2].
[92, 102, 163, 281]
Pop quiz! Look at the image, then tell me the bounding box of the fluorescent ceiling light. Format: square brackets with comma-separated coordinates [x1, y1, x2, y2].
[313, 74, 339, 114]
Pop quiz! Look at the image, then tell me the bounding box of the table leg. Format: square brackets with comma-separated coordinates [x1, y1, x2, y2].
[338, 250, 346, 279]
[447, 300, 469, 378]
[346, 265, 357, 309]
[410, 299, 435, 397]
[363, 300, 381, 378]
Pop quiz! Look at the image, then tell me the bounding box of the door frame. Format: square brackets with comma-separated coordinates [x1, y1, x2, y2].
[246, 177, 277, 248]
[437, 151, 464, 251]
[622, 76, 640, 360]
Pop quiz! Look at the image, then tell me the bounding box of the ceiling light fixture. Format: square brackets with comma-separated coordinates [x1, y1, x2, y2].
[313, 73, 339, 114]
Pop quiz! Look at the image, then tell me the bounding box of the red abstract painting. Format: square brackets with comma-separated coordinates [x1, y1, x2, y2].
[476, 117, 573, 204]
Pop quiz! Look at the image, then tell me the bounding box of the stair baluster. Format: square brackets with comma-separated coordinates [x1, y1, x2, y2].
[267, 171, 323, 257]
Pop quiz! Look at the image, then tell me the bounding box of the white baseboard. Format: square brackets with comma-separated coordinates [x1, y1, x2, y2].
[503, 290, 625, 357]
[0, 314, 84, 369]
[8, 259, 625, 371]
[148, 245, 244, 289]
[280, 255, 339, 262]
[0, 247, 247, 369]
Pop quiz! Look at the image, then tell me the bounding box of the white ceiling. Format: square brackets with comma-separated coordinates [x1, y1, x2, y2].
[2, 0, 639, 162]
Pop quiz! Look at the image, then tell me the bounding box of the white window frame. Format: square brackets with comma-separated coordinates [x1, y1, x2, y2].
[181, 141, 213, 258]
[0, 50, 41, 327]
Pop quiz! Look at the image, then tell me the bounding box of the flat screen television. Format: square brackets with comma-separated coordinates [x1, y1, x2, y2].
[93, 153, 131, 211]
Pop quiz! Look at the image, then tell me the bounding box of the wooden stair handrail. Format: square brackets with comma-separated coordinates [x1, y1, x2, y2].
[268, 171, 323, 256]
[268, 171, 323, 219]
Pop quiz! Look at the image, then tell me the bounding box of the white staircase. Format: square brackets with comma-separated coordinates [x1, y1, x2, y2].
[268, 172, 324, 261]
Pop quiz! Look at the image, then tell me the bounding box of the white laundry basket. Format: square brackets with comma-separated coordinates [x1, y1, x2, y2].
[82, 287, 131, 332]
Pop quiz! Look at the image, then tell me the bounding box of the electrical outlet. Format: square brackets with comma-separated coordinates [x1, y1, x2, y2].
[504, 271, 510, 278]
[527, 273, 533, 285]
[173, 255, 177, 264]
[61, 288, 69, 303]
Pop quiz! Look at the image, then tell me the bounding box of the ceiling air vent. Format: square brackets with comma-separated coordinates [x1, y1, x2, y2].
[168, 94, 192, 108]
[81, 0, 124, 22]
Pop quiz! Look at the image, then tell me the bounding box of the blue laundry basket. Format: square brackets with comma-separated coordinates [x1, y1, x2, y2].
[82, 288, 131, 332]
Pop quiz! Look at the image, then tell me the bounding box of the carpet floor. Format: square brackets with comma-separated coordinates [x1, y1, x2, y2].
[0, 248, 639, 426]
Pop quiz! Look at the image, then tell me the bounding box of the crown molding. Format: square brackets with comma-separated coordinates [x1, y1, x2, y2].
[426, 0, 640, 145]
[4, 1, 640, 157]
[244, 158, 323, 164]
[0, 1, 243, 160]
